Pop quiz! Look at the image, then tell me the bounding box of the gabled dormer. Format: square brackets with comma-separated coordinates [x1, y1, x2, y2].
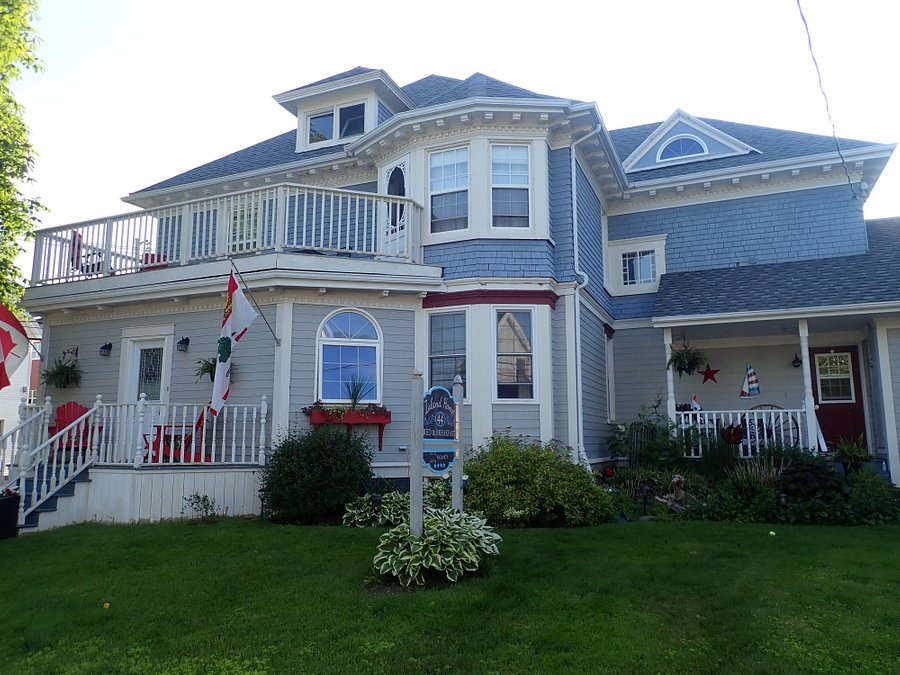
[622, 109, 757, 173]
[273, 67, 415, 153]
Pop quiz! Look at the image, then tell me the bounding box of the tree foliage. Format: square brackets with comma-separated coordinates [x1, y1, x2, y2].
[0, 0, 42, 310]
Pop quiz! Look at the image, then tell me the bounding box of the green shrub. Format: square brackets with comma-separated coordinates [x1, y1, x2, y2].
[847, 468, 900, 525]
[465, 434, 614, 527]
[602, 466, 712, 502]
[343, 478, 455, 527]
[776, 453, 850, 524]
[260, 427, 373, 524]
[372, 507, 501, 587]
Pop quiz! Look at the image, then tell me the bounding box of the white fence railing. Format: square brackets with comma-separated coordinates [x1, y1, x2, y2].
[0, 399, 51, 490]
[31, 182, 423, 285]
[8, 394, 269, 527]
[675, 408, 808, 459]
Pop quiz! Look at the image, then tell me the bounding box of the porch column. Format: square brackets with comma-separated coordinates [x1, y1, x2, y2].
[272, 301, 293, 439]
[798, 319, 818, 451]
[873, 321, 900, 486]
[663, 328, 676, 421]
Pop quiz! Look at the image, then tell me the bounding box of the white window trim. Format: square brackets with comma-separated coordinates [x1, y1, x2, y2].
[815, 351, 856, 404]
[655, 134, 709, 164]
[303, 98, 369, 151]
[492, 305, 537, 404]
[490, 143, 532, 231]
[421, 135, 550, 246]
[425, 307, 470, 403]
[606, 234, 668, 296]
[315, 308, 383, 404]
[117, 325, 175, 404]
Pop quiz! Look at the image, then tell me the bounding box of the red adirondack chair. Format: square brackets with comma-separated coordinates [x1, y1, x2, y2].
[47, 402, 99, 457]
[147, 408, 211, 463]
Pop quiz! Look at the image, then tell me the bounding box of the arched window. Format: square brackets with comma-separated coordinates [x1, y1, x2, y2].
[317, 310, 381, 403]
[658, 136, 706, 161]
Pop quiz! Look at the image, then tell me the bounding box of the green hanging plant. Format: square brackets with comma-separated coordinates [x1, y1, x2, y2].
[666, 341, 707, 379]
[40, 357, 83, 389]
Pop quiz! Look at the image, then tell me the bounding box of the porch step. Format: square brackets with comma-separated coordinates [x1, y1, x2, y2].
[17, 467, 91, 532]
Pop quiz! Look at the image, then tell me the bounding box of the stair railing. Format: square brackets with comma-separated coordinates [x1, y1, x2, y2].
[17, 395, 103, 527]
[1, 397, 52, 492]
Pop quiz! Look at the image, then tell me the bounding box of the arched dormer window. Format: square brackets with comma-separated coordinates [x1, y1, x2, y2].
[657, 135, 707, 162]
[317, 310, 381, 403]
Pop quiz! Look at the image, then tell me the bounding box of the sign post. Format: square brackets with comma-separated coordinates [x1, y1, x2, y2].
[451, 375, 464, 512]
[410, 372, 424, 537]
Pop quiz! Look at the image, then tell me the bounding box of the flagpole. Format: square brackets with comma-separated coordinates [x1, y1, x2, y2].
[228, 259, 280, 346]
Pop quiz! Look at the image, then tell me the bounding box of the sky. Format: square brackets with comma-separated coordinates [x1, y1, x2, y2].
[12, 0, 900, 253]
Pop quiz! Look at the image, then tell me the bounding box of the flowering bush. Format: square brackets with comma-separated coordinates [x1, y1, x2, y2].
[301, 400, 390, 420]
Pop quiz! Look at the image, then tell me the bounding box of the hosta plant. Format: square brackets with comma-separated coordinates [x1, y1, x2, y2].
[343, 491, 410, 527]
[372, 507, 501, 587]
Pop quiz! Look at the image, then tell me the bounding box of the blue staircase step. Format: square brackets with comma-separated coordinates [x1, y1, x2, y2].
[16, 467, 90, 533]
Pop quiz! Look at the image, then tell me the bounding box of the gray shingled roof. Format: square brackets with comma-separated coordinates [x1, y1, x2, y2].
[654, 218, 900, 318]
[415, 72, 577, 107]
[134, 132, 346, 193]
[611, 118, 875, 182]
[275, 67, 378, 97]
[402, 74, 463, 107]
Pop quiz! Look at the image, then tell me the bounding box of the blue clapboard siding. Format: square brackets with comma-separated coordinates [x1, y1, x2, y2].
[551, 301, 569, 447]
[580, 304, 608, 460]
[377, 100, 393, 125]
[610, 294, 657, 320]
[609, 185, 867, 273]
[575, 163, 614, 315]
[289, 302, 415, 460]
[424, 239, 555, 280]
[612, 327, 668, 423]
[549, 147, 576, 283]
[492, 404, 541, 440]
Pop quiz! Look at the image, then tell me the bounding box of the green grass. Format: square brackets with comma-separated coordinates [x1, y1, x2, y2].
[2, 519, 898, 674]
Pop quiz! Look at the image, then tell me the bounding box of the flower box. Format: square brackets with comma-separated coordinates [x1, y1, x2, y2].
[307, 408, 392, 451]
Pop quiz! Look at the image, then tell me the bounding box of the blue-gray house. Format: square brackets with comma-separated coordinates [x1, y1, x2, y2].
[12, 67, 898, 528]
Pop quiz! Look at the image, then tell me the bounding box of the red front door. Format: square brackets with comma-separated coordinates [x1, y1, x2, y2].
[809, 346, 866, 449]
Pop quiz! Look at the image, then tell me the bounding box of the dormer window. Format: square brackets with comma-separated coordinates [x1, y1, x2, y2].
[657, 135, 707, 162]
[307, 102, 366, 145]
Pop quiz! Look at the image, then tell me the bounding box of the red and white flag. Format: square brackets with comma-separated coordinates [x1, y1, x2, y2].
[210, 271, 257, 415]
[0, 305, 30, 392]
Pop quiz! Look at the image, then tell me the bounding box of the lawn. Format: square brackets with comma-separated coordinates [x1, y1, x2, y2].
[1, 519, 898, 674]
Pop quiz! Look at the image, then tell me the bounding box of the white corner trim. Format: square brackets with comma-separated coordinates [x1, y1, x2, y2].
[874, 322, 900, 486]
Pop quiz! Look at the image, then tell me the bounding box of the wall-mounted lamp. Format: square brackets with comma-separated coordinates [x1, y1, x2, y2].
[176, 337, 190, 352]
[99, 342, 113, 357]
[62, 346, 78, 358]
[791, 353, 802, 368]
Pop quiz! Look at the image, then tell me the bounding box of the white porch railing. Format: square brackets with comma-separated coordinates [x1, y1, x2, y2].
[31, 182, 423, 285]
[675, 408, 808, 459]
[9, 394, 269, 527]
[0, 398, 52, 490]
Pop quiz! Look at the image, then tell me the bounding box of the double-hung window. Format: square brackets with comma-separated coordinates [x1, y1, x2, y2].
[430, 147, 468, 233]
[491, 144, 530, 228]
[816, 353, 855, 403]
[622, 250, 656, 286]
[308, 103, 366, 145]
[318, 311, 380, 403]
[429, 312, 466, 395]
[496, 310, 533, 399]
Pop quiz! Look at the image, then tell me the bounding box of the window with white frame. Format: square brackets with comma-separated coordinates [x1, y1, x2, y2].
[816, 353, 855, 403]
[607, 234, 667, 295]
[496, 309, 533, 399]
[308, 102, 366, 145]
[318, 310, 381, 403]
[657, 135, 707, 162]
[491, 144, 529, 228]
[429, 312, 466, 395]
[429, 147, 468, 233]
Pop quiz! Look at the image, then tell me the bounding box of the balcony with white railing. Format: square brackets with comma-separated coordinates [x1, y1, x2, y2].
[31, 183, 423, 286]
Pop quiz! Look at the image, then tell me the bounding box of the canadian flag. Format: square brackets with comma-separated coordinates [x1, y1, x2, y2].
[0, 305, 30, 392]
[209, 271, 258, 416]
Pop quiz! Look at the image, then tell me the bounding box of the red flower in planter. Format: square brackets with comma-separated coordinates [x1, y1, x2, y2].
[602, 467, 616, 478]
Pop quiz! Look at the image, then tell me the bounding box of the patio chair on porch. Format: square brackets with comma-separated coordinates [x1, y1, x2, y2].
[146, 407, 211, 463]
[46, 402, 100, 459]
[70, 231, 113, 276]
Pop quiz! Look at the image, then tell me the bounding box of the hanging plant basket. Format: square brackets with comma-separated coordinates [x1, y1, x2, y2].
[39, 357, 83, 389]
[667, 342, 707, 379]
[195, 357, 218, 382]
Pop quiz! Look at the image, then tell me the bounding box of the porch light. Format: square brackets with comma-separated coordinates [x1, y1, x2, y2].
[176, 337, 190, 352]
[99, 343, 112, 357]
[792, 353, 802, 368]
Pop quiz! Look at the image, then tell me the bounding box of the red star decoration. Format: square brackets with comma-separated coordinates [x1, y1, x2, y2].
[699, 364, 720, 383]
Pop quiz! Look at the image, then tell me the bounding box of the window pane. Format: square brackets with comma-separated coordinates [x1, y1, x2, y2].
[321, 344, 377, 401]
[497, 311, 532, 354]
[492, 145, 529, 185]
[660, 137, 704, 160]
[492, 187, 529, 227]
[339, 103, 365, 138]
[622, 250, 656, 285]
[496, 356, 533, 399]
[138, 347, 162, 400]
[322, 311, 376, 340]
[430, 191, 468, 232]
[429, 356, 466, 394]
[496, 311, 533, 399]
[429, 312, 466, 394]
[430, 148, 468, 192]
[309, 112, 333, 143]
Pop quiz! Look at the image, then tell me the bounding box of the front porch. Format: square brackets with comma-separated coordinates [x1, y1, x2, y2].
[1, 395, 269, 531]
